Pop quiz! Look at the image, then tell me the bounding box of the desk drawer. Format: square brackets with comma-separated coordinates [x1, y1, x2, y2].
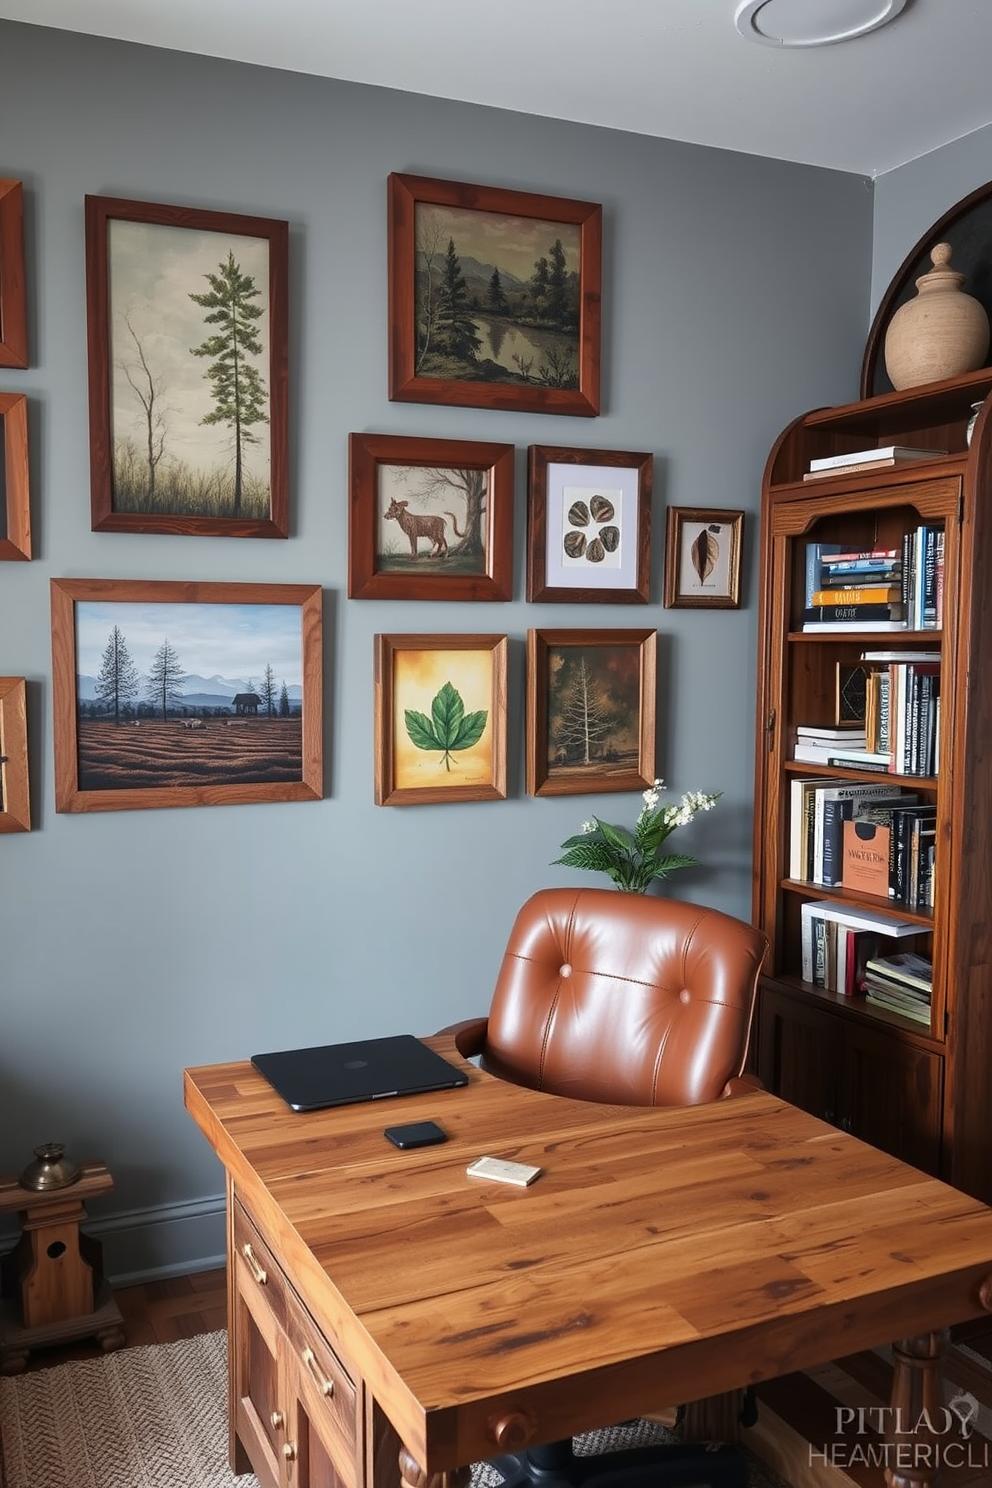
[286, 1284, 358, 1461]
[234, 1199, 289, 1332]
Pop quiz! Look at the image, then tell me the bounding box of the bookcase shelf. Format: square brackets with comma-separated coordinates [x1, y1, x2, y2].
[752, 376, 992, 1200]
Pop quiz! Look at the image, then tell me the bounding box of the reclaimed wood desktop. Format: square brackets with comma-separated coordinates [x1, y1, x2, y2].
[184, 1038, 992, 1488]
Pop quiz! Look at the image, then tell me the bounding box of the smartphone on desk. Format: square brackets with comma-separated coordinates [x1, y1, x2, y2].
[384, 1121, 448, 1149]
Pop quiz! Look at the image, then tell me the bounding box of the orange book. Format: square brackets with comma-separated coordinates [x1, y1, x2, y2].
[810, 586, 902, 606]
[842, 820, 891, 897]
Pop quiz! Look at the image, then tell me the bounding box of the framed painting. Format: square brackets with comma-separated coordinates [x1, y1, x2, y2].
[348, 433, 514, 601]
[0, 179, 28, 368]
[836, 661, 870, 727]
[388, 172, 602, 418]
[0, 677, 30, 832]
[0, 392, 31, 560]
[527, 445, 652, 603]
[51, 578, 322, 813]
[374, 633, 507, 805]
[664, 506, 743, 609]
[85, 196, 289, 538]
[526, 628, 656, 796]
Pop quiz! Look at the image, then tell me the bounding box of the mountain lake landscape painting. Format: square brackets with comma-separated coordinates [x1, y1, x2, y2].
[388, 175, 601, 415]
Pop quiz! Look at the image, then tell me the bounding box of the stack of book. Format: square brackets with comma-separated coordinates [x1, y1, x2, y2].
[803, 446, 947, 482]
[826, 649, 941, 778]
[789, 775, 917, 886]
[800, 900, 920, 996]
[793, 723, 866, 764]
[803, 542, 906, 631]
[863, 950, 933, 1025]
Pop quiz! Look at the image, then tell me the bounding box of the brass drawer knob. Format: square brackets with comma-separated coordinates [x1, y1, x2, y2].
[242, 1242, 267, 1286]
[283, 1441, 298, 1463]
[270, 1410, 285, 1431]
[302, 1345, 335, 1397]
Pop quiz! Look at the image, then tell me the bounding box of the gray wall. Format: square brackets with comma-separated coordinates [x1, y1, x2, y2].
[872, 122, 992, 315]
[0, 19, 874, 1279]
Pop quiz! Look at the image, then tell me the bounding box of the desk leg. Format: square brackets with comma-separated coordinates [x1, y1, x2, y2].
[883, 1330, 944, 1488]
[398, 1445, 471, 1488]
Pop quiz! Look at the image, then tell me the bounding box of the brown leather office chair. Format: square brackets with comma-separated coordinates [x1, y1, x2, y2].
[442, 886, 769, 1488]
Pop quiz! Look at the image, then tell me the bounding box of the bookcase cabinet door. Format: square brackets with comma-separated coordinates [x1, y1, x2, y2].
[757, 989, 841, 1125]
[838, 1021, 942, 1173]
[757, 987, 943, 1173]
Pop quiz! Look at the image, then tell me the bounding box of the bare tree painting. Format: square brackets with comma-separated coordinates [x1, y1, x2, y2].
[107, 221, 271, 520]
[547, 644, 643, 777]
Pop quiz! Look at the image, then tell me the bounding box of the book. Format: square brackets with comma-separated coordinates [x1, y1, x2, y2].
[790, 776, 834, 880]
[808, 446, 947, 471]
[803, 619, 909, 633]
[842, 819, 891, 896]
[888, 805, 936, 900]
[820, 792, 914, 889]
[794, 741, 861, 763]
[804, 542, 843, 608]
[810, 586, 902, 606]
[865, 990, 932, 1026]
[827, 752, 893, 773]
[816, 786, 912, 888]
[821, 549, 901, 567]
[796, 724, 867, 741]
[801, 899, 919, 936]
[803, 604, 905, 624]
[838, 928, 884, 996]
[866, 950, 933, 992]
[817, 568, 901, 588]
[861, 651, 940, 662]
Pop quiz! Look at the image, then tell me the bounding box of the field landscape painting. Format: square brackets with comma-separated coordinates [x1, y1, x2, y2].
[388, 174, 601, 416]
[85, 197, 288, 537]
[51, 579, 322, 813]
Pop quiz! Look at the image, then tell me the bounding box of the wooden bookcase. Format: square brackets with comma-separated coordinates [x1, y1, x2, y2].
[751, 367, 992, 1204]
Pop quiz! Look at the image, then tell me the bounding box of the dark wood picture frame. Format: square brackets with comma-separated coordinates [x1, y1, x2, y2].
[664, 506, 743, 609]
[0, 677, 31, 832]
[349, 433, 514, 601]
[0, 392, 31, 560]
[374, 633, 508, 806]
[527, 445, 651, 603]
[85, 196, 289, 539]
[0, 179, 28, 369]
[526, 628, 656, 797]
[388, 172, 602, 418]
[51, 578, 322, 813]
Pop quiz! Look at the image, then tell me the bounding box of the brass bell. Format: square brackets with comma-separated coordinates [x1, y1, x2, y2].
[19, 1141, 82, 1191]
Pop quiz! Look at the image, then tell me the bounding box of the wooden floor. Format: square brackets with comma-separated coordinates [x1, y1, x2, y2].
[19, 1266, 227, 1372]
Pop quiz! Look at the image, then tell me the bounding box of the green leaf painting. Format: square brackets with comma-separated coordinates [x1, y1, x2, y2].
[404, 680, 487, 770]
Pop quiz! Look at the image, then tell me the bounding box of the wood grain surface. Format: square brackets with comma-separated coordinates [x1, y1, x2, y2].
[184, 1038, 992, 1475]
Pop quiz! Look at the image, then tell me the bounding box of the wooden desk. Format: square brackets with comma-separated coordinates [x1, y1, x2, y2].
[184, 1040, 992, 1488]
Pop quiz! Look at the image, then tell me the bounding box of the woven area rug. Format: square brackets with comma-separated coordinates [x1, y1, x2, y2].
[0, 1332, 258, 1488]
[0, 1330, 791, 1488]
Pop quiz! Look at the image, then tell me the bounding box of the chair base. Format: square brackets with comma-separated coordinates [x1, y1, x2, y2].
[490, 1436, 749, 1488]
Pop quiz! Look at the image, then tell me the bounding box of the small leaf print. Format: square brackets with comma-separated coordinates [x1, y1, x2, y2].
[405, 680, 487, 771]
[691, 528, 720, 584]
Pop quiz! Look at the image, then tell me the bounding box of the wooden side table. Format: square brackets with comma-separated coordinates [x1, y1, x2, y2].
[0, 1160, 125, 1374]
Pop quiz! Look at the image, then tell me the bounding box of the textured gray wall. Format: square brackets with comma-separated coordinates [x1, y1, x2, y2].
[0, 19, 874, 1276]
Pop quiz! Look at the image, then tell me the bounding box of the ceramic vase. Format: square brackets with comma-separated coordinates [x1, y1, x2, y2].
[883, 242, 990, 391]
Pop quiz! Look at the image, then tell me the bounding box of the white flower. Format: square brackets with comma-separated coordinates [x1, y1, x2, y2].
[581, 820, 596, 834]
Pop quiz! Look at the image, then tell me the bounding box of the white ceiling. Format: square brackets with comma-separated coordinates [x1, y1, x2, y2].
[5, 0, 992, 176]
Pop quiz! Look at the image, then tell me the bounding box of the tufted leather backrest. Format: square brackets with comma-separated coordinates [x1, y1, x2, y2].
[480, 887, 768, 1107]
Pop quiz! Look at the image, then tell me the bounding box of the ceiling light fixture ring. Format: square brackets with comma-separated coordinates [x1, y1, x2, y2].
[734, 0, 908, 48]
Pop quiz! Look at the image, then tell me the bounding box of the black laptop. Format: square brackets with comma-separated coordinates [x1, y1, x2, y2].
[251, 1034, 469, 1113]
